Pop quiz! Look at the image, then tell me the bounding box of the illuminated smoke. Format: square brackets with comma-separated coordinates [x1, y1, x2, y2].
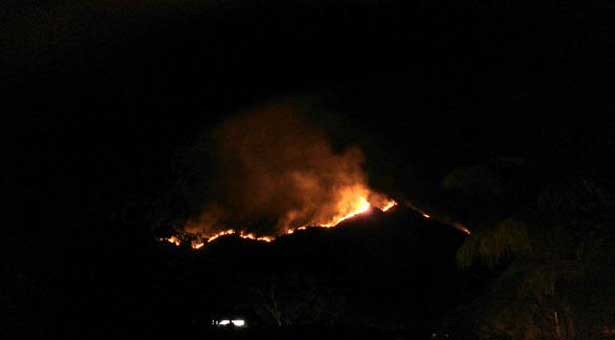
[178, 103, 395, 243]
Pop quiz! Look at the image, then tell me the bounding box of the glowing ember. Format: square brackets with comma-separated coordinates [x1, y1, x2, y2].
[155, 196, 480, 252]
[207, 229, 236, 243]
[321, 195, 371, 227]
[239, 231, 257, 240]
[166, 236, 181, 246]
[157, 194, 479, 252]
[161, 195, 398, 250]
[238, 231, 274, 243]
[452, 222, 472, 235]
[256, 236, 274, 242]
[191, 240, 205, 249]
[381, 199, 397, 212]
[160, 106, 410, 251]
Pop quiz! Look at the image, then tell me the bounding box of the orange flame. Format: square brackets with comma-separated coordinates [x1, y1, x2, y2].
[165, 236, 181, 246]
[191, 240, 205, 249]
[161, 194, 398, 250]
[381, 199, 397, 212]
[256, 236, 274, 242]
[238, 231, 274, 243]
[207, 229, 236, 243]
[452, 222, 472, 235]
[320, 195, 372, 227]
[158, 196, 478, 251]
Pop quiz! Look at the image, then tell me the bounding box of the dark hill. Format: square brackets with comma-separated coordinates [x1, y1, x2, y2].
[149, 206, 475, 338]
[10, 1, 614, 339]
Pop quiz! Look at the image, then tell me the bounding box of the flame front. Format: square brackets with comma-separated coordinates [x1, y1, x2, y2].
[191, 240, 205, 249]
[320, 194, 371, 227]
[162, 193, 397, 250]
[238, 231, 274, 242]
[381, 200, 397, 212]
[165, 236, 181, 246]
[207, 229, 236, 243]
[158, 105, 407, 251]
[159, 193, 477, 251]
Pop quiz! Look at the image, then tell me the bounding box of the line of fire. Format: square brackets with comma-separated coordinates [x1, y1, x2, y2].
[158, 198, 471, 250]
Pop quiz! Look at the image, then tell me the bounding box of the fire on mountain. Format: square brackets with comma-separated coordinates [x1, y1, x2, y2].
[159, 103, 404, 250]
[161, 195, 397, 249]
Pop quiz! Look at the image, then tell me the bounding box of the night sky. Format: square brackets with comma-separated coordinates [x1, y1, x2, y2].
[8, 1, 615, 339]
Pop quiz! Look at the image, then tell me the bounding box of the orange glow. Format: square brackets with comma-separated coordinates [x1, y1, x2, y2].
[239, 231, 256, 240]
[256, 236, 274, 242]
[191, 240, 205, 249]
[452, 223, 471, 235]
[161, 192, 397, 250]
[207, 229, 236, 243]
[238, 231, 274, 243]
[404, 201, 431, 219]
[380, 199, 397, 212]
[156, 195, 480, 251]
[320, 194, 372, 227]
[166, 236, 181, 246]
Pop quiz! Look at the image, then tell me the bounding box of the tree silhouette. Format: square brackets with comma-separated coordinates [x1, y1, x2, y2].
[251, 271, 346, 327]
[449, 162, 615, 339]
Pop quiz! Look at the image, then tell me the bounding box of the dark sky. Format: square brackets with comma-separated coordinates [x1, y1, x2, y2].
[11, 0, 615, 234]
[7, 2, 615, 338]
[6, 0, 613, 273]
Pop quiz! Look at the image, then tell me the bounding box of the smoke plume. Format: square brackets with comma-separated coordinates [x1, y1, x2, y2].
[183, 103, 392, 238]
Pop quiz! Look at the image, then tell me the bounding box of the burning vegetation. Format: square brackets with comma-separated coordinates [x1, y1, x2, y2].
[159, 103, 401, 249]
[161, 199, 398, 249]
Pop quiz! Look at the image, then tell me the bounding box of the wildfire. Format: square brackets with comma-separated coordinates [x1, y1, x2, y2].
[404, 201, 472, 235]
[172, 229, 277, 248]
[165, 235, 181, 246]
[286, 226, 306, 234]
[159, 105, 418, 251]
[239, 231, 273, 243]
[191, 240, 205, 249]
[207, 229, 236, 243]
[320, 195, 372, 227]
[452, 222, 472, 235]
[161, 194, 398, 250]
[155, 196, 480, 251]
[381, 199, 397, 212]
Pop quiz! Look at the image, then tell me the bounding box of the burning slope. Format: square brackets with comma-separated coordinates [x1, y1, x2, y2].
[159, 199, 476, 250]
[161, 195, 397, 249]
[159, 103, 402, 249]
[162, 190, 401, 249]
[405, 201, 472, 236]
[157, 103, 472, 250]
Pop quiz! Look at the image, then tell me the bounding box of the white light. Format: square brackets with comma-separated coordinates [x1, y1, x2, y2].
[218, 320, 230, 326]
[231, 319, 245, 327]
